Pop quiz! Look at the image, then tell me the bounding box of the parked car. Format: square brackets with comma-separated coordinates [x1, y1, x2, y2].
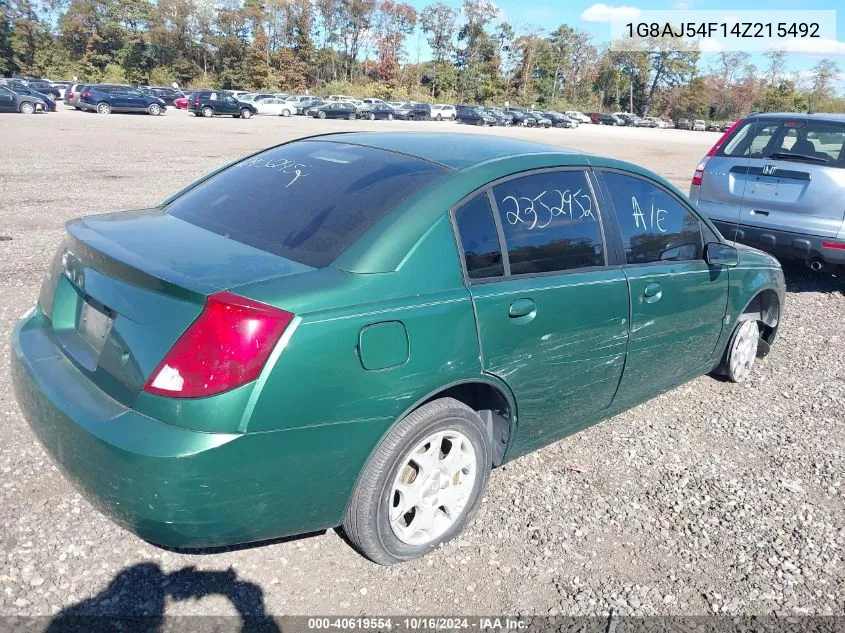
[693, 119, 707, 131]
[506, 109, 531, 127]
[12, 132, 785, 566]
[189, 90, 256, 118]
[586, 112, 602, 124]
[326, 94, 355, 102]
[173, 94, 190, 109]
[21, 79, 60, 100]
[431, 104, 457, 121]
[65, 83, 88, 109]
[141, 86, 185, 106]
[0, 85, 47, 114]
[639, 116, 661, 128]
[597, 113, 623, 126]
[564, 110, 591, 124]
[721, 121, 735, 132]
[706, 122, 722, 132]
[362, 98, 386, 108]
[457, 106, 496, 126]
[613, 112, 639, 126]
[300, 99, 326, 115]
[1, 80, 56, 111]
[393, 102, 431, 121]
[545, 111, 576, 128]
[689, 113, 845, 271]
[79, 85, 167, 115]
[253, 97, 297, 117]
[483, 108, 511, 126]
[529, 111, 552, 128]
[364, 103, 398, 120]
[676, 118, 691, 130]
[311, 102, 358, 119]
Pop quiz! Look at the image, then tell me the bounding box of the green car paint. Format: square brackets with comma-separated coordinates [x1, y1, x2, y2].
[11, 132, 786, 548]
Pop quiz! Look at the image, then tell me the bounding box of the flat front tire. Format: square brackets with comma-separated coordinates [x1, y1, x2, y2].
[343, 398, 491, 565]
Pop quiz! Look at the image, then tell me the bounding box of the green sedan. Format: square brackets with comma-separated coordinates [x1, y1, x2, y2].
[11, 133, 785, 564]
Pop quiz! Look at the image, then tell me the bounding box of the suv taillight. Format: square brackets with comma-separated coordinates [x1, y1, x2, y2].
[193, 97, 200, 105]
[692, 118, 745, 187]
[143, 292, 294, 398]
[67, 92, 75, 99]
[82, 91, 91, 99]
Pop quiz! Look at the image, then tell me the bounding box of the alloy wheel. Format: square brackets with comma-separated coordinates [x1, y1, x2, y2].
[388, 430, 477, 546]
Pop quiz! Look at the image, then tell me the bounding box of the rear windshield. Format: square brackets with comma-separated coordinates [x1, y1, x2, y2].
[718, 118, 845, 168]
[166, 141, 448, 268]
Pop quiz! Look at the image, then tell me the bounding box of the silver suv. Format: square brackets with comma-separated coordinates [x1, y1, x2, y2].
[689, 113, 845, 271]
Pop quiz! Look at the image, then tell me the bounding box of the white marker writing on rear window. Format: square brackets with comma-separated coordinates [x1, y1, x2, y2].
[241, 156, 309, 188]
[631, 196, 667, 233]
[502, 189, 594, 230]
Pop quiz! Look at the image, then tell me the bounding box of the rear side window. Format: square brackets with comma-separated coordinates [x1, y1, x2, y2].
[454, 195, 504, 279]
[491, 170, 604, 274]
[166, 141, 448, 268]
[602, 172, 703, 265]
[719, 119, 845, 167]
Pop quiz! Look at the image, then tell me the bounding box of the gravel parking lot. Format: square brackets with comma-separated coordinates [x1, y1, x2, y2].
[0, 109, 843, 621]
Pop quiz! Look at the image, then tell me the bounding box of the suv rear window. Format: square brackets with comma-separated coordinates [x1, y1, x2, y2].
[166, 141, 448, 268]
[719, 118, 845, 167]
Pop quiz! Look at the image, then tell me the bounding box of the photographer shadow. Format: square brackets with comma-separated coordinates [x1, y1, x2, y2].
[46, 562, 281, 633]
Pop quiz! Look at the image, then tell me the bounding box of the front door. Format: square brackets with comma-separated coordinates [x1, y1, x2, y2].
[597, 170, 729, 407]
[453, 169, 630, 454]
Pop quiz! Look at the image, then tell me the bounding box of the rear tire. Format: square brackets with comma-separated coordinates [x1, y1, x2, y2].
[348, 112, 356, 120]
[96, 102, 111, 115]
[281, 108, 291, 117]
[202, 106, 214, 118]
[343, 398, 491, 565]
[436, 114, 442, 121]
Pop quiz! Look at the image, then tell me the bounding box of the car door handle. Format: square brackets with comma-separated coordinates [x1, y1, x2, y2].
[508, 298, 536, 319]
[642, 282, 663, 304]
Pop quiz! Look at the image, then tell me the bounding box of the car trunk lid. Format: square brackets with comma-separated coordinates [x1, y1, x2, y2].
[38, 209, 314, 406]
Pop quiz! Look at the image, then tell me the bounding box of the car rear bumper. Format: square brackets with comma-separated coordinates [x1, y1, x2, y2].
[11, 312, 388, 548]
[713, 220, 845, 266]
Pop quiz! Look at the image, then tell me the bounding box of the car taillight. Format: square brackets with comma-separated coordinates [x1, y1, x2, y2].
[143, 291, 294, 398]
[822, 241, 845, 250]
[82, 91, 91, 99]
[691, 118, 745, 187]
[68, 92, 74, 99]
[193, 97, 200, 105]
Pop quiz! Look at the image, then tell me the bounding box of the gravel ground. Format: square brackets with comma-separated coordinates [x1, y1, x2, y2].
[0, 109, 843, 621]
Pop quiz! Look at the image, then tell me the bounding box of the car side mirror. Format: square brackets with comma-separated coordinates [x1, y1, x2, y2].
[705, 242, 739, 268]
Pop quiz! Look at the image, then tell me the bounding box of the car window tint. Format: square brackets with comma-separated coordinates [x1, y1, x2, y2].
[491, 171, 604, 275]
[167, 141, 449, 268]
[602, 172, 703, 265]
[454, 195, 504, 279]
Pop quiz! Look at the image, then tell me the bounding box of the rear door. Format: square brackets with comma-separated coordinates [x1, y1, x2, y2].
[596, 169, 729, 405]
[457, 169, 630, 451]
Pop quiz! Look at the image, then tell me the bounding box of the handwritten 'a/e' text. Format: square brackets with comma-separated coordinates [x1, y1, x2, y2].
[631, 196, 668, 233]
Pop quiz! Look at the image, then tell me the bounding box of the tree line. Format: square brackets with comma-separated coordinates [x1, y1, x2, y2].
[1, 0, 842, 119]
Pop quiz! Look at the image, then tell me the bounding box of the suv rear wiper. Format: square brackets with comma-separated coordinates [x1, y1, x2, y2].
[767, 152, 830, 164]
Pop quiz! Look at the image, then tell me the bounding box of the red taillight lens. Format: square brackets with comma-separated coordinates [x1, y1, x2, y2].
[822, 241, 845, 250]
[82, 91, 91, 99]
[143, 291, 294, 398]
[692, 160, 707, 186]
[68, 92, 75, 99]
[193, 97, 200, 105]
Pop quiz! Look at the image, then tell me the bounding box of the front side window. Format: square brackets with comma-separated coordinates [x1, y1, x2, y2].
[166, 141, 448, 268]
[454, 195, 504, 279]
[491, 171, 604, 275]
[602, 172, 703, 265]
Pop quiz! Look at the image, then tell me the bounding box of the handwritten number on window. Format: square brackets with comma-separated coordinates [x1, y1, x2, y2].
[241, 156, 309, 189]
[502, 189, 594, 230]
